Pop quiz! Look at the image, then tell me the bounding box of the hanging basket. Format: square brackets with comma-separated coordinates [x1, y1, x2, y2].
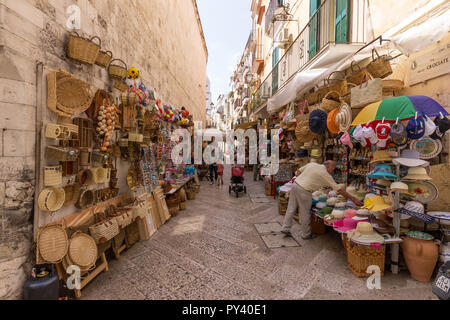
[63, 183, 81, 206]
[44, 166, 63, 187]
[78, 169, 95, 186]
[113, 79, 129, 92]
[67, 32, 101, 65]
[38, 224, 68, 264]
[366, 49, 393, 79]
[75, 189, 95, 209]
[45, 124, 62, 139]
[108, 59, 128, 80]
[68, 231, 98, 270]
[95, 50, 113, 68]
[320, 91, 341, 113]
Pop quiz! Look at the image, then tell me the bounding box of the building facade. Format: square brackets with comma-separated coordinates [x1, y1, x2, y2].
[0, 0, 207, 299]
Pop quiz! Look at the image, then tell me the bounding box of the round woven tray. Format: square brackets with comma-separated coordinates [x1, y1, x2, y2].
[38, 187, 65, 212]
[68, 232, 98, 269]
[38, 224, 68, 263]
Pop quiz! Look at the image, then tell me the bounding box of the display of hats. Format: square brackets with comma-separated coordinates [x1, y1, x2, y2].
[402, 166, 432, 181]
[430, 115, 450, 139]
[340, 132, 353, 149]
[409, 137, 442, 160]
[327, 108, 340, 134]
[393, 149, 429, 167]
[312, 191, 322, 201]
[334, 218, 358, 233]
[369, 164, 398, 180]
[295, 119, 318, 143]
[375, 122, 391, 148]
[352, 125, 367, 147]
[336, 103, 352, 132]
[396, 201, 435, 224]
[406, 117, 426, 140]
[335, 202, 347, 209]
[345, 209, 357, 218]
[406, 181, 438, 204]
[347, 222, 384, 245]
[331, 209, 345, 219]
[63, 183, 81, 206]
[423, 116, 437, 137]
[309, 109, 328, 134]
[426, 211, 450, 226]
[361, 195, 391, 212]
[390, 181, 414, 197]
[310, 149, 322, 158]
[328, 190, 338, 198]
[390, 122, 408, 146]
[318, 194, 328, 202]
[327, 197, 337, 206]
[370, 150, 392, 164]
[316, 207, 333, 219]
[38, 187, 65, 212]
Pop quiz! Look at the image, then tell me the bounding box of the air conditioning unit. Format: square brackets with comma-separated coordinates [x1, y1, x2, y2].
[276, 28, 293, 50]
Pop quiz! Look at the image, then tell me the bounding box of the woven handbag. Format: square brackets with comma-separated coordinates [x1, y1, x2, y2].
[320, 91, 341, 113]
[108, 59, 128, 80]
[351, 71, 382, 108]
[89, 212, 119, 244]
[113, 79, 129, 92]
[127, 199, 149, 221]
[63, 183, 81, 206]
[67, 32, 101, 65]
[38, 224, 68, 264]
[44, 166, 63, 187]
[110, 207, 133, 229]
[95, 50, 112, 68]
[366, 49, 393, 79]
[346, 61, 368, 86]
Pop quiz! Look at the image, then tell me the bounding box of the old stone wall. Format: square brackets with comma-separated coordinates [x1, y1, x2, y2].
[0, 0, 207, 299]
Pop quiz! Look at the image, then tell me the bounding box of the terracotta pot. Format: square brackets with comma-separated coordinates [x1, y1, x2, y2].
[401, 236, 439, 282]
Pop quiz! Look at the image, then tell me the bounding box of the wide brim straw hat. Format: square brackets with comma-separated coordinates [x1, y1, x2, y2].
[38, 187, 65, 212]
[402, 167, 432, 181]
[327, 108, 340, 134]
[336, 103, 352, 133]
[370, 150, 392, 164]
[347, 222, 385, 244]
[63, 183, 81, 206]
[296, 119, 318, 143]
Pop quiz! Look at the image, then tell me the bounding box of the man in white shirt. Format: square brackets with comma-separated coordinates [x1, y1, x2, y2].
[281, 160, 363, 239]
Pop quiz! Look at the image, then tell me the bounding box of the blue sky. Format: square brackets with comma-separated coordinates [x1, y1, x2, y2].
[197, 0, 252, 105]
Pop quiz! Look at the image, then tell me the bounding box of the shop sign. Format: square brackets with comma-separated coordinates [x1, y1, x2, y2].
[409, 43, 450, 85]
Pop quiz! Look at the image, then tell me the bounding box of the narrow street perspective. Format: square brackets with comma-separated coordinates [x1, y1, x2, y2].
[0, 0, 449, 306]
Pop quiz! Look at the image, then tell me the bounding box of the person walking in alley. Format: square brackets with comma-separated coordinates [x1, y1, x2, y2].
[209, 163, 218, 185]
[281, 160, 363, 240]
[216, 163, 224, 187]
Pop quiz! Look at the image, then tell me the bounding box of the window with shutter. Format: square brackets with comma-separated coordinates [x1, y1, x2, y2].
[336, 0, 349, 43]
[309, 0, 321, 59]
[272, 48, 280, 94]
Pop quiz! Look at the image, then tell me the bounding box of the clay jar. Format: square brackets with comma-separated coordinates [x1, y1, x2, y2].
[401, 236, 439, 282]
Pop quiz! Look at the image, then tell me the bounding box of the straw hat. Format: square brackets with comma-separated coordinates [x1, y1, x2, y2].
[327, 109, 340, 134]
[336, 103, 352, 133]
[63, 183, 81, 206]
[402, 167, 432, 181]
[68, 232, 98, 270]
[361, 195, 391, 212]
[370, 150, 392, 164]
[310, 149, 322, 158]
[390, 181, 414, 197]
[393, 149, 429, 167]
[296, 119, 318, 143]
[38, 188, 65, 212]
[347, 222, 384, 244]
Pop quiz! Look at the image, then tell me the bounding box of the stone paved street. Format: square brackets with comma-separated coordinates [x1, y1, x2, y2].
[82, 168, 436, 300]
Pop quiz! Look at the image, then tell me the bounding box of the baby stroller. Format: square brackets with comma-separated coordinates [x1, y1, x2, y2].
[229, 165, 246, 198]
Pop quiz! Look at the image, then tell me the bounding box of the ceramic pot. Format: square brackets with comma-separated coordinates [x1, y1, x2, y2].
[401, 236, 439, 282]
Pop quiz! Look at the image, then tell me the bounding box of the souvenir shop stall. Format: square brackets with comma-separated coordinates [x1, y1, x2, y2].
[269, 51, 450, 282]
[30, 34, 200, 299]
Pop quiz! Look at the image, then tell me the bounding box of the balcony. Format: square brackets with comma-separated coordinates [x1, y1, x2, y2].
[252, 0, 367, 111]
[265, 0, 287, 35]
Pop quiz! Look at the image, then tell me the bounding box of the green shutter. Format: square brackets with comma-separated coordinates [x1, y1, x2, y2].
[335, 0, 349, 43]
[272, 48, 279, 94]
[309, 0, 321, 59]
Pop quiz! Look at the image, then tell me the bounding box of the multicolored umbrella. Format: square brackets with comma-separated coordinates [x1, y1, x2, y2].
[352, 96, 449, 126]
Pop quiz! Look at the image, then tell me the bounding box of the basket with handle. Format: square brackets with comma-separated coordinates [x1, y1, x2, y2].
[67, 32, 101, 65]
[351, 71, 383, 108]
[320, 91, 341, 113]
[340, 82, 357, 105]
[63, 183, 81, 207]
[44, 166, 63, 187]
[366, 49, 393, 79]
[95, 50, 113, 68]
[108, 59, 128, 80]
[345, 237, 386, 277]
[45, 124, 62, 139]
[78, 169, 95, 186]
[126, 199, 149, 221]
[68, 231, 98, 270]
[37, 223, 68, 264]
[89, 211, 120, 244]
[113, 79, 129, 92]
[346, 61, 368, 86]
[75, 189, 95, 209]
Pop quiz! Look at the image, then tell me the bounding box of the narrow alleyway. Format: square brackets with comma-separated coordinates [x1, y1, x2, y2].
[82, 167, 436, 300]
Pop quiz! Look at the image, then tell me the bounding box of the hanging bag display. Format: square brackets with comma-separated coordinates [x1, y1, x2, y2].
[67, 32, 101, 65]
[108, 59, 128, 80]
[89, 211, 120, 244]
[95, 49, 113, 68]
[351, 70, 383, 108]
[366, 49, 393, 79]
[44, 166, 63, 187]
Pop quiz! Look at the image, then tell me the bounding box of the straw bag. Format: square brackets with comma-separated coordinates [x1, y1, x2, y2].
[45, 124, 63, 139]
[351, 71, 382, 108]
[126, 199, 149, 221]
[346, 61, 368, 86]
[63, 183, 81, 206]
[38, 187, 65, 212]
[78, 169, 95, 186]
[47, 70, 94, 117]
[111, 208, 133, 229]
[113, 79, 129, 92]
[179, 188, 187, 202]
[38, 224, 68, 264]
[75, 189, 95, 209]
[67, 32, 101, 64]
[89, 212, 119, 244]
[45, 146, 79, 161]
[320, 91, 341, 113]
[95, 50, 113, 68]
[44, 166, 63, 187]
[108, 59, 128, 80]
[366, 49, 393, 79]
[68, 232, 98, 270]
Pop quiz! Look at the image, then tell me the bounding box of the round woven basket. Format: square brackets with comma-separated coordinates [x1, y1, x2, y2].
[95, 50, 112, 68]
[295, 119, 317, 143]
[64, 183, 81, 207]
[108, 59, 128, 80]
[38, 224, 68, 263]
[68, 232, 98, 269]
[78, 169, 95, 186]
[38, 188, 65, 212]
[75, 189, 95, 209]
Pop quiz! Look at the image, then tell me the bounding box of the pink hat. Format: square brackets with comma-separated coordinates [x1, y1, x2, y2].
[345, 209, 357, 218]
[334, 218, 358, 233]
[340, 132, 353, 149]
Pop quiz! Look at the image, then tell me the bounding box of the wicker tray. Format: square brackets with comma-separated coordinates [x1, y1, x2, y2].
[345, 237, 386, 277]
[38, 224, 68, 264]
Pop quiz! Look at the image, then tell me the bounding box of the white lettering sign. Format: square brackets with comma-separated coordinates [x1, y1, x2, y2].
[409, 43, 450, 85]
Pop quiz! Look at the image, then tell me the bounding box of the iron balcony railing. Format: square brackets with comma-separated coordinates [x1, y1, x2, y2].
[265, 0, 287, 33]
[252, 0, 367, 111]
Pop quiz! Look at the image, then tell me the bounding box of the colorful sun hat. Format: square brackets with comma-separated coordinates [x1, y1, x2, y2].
[331, 209, 345, 219]
[396, 201, 435, 224]
[352, 125, 367, 146]
[393, 149, 429, 167]
[347, 222, 384, 245]
[327, 197, 337, 207]
[318, 194, 328, 202]
[390, 122, 408, 146]
[370, 150, 392, 164]
[327, 108, 340, 134]
[345, 209, 357, 218]
[309, 109, 328, 134]
[369, 164, 398, 180]
[402, 166, 432, 181]
[407, 181, 438, 204]
[328, 190, 338, 198]
[334, 218, 358, 233]
[361, 195, 392, 212]
[406, 117, 426, 140]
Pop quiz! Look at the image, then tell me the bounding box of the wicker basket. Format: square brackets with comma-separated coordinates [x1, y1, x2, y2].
[45, 124, 62, 139]
[78, 169, 95, 186]
[38, 224, 68, 264]
[44, 166, 63, 187]
[38, 187, 65, 212]
[127, 200, 149, 221]
[63, 183, 81, 206]
[68, 231, 98, 270]
[67, 32, 101, 65]
[179, 188, 187, 202]
[108, 59, 128, 80]
[321, 91, 341, 113]
[95, 50, 112, 68]
[121, 92, 137, 106]
[345, 238, 386, 277]
[79, 150, 91, 166]
[89, 216, 119, 244]
[113, 79, 129, 92]
[169, 206, 179, 217]
[129, 133, 144, 143]
[75, 189, 95, 209]
[366, 49, 393, 79]
[45, 146, 79, 162]
[186, 189, 196, 200]
[179, 201, 187, 211]
[108, 207, 133, 229]
[278, 202, 287, 215]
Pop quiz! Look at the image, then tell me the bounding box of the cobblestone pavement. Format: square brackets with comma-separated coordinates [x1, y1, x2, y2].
[82, 167, 436, 300]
